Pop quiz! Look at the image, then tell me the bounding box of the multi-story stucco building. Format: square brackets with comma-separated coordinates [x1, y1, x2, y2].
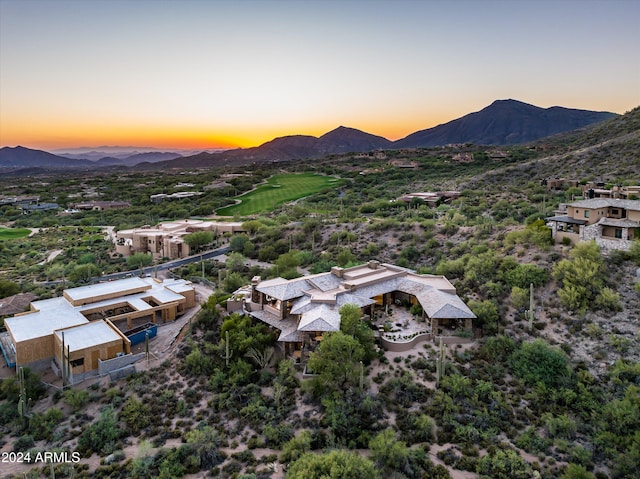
[548, 198, 640, 251]
[115, 219, 245, 260]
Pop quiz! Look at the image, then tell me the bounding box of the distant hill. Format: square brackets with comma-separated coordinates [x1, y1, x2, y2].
[394, 99, 618, 148]
[465, 106, 640, 190]
[142, 126, 392, 169]
[317, 126, 392, 155]
[0, 146, 94, 168]
[1, 100, 620, 172]
[94, 151, 183, 166]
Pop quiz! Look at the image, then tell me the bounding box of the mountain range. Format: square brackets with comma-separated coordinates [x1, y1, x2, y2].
[0, 99, 619, 171]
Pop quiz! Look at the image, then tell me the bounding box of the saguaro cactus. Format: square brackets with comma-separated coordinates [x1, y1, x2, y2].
[17, 366, 30, 427]
[524, 283, 535, 330]
[436, 338, 446, 387]
[221, 330, 233, 367]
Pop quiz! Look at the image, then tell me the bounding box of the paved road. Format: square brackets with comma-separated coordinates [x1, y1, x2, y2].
[99, 246, 230, 282]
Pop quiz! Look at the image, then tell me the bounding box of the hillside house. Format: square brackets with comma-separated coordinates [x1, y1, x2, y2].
[397, 191, 461, 207]
[548, 198, 640, 251]
[1, 277, 195, 382]
[244, 261, 475, 358]
[70, 200, 131, 211]
[115, 219, 245, 260]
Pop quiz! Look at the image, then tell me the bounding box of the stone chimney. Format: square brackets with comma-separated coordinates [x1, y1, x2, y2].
[251, 276, 261, 303]
[331, 266, 344, 278]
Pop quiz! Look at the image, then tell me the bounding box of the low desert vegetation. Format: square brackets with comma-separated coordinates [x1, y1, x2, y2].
[0, 110, 639, 477]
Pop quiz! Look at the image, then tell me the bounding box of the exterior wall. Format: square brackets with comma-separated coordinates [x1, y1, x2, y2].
[114, 221, 244, 259]
[581, 224, 634, 252]
[53, 335, 126, 372]
[14, 334, 53, 367]
[628, 210, 640, 222]
[555, 231, 579, 244]
[567, 205, 607, 225]
[381, 332, 432, 352]
[98, 352, 145, 375]
[179, 289, 196, 309]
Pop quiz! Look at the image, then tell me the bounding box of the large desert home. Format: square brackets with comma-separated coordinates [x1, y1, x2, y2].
[1, 277, 195, 383]
[115, 219, 245, 260]
[548, 198, 640, 251]
[242, 261, 476, 358]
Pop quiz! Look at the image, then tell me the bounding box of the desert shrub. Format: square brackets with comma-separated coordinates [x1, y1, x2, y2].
[78, 406, 121, 456]
[280, 430, 312, 464]
[468, 299, 500, 335]
[63, 388, 90, 412]
[28, 408, 64, 441]
[476, 447, 532, 479]
[509, 339, 571, 388]
[121, 396, 151, 433]
[543, 413, 577, 439]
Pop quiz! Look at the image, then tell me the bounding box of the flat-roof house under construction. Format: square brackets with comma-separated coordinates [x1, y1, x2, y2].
[245, 261, 475, 355]
[2, 277, 195, 382]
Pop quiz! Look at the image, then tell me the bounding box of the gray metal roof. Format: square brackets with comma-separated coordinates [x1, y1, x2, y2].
[568, 198, 640, 211]
[250, 262, 476, 342]
[598, 217, 640, 228]
[298, 305, 341, 332]
[547, 215, 588, 225]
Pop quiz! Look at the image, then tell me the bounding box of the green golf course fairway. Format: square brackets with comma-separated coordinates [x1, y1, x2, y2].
[0, 227, 31, 240]
[216, 173, 342, 216]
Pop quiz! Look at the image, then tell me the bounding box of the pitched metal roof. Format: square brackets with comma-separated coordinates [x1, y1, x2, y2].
[568, 198, 640, 211]
[250, 262, 476, 342]
[298, 305, 341, 332]
[547, 215, 588, 225]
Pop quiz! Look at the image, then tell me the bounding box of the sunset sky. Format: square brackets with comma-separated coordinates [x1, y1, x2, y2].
[1, 0, 638, 151]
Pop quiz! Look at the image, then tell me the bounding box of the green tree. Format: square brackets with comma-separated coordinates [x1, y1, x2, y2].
[68, 263, 101, 282]
[339, 304, 376, 362]
[121, 396, 151, 433]
[184, 425, 226, 470]
[126, 252, 153, 271]
[286, 450, 380, 479]
[275, 250, 301, 279]
[0, 279, 20, 298]
[561, 464, 596, 479]
[369, 428, 409, 472]
[183, 231, 214, 252]
[468, 299, 500, 335]
[307, 331, 365, 393]
[280, 430, 312, 464]
[77, 406, 121, 456]
[476, 448, 532, 479]
[229, 233, 250, 253]
[509, 339, 571, 388]
[553, 241, 610, 312]
[225, 252, 246, 272]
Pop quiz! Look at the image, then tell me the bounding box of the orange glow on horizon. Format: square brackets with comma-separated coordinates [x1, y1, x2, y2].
[1, 122, 437, 152]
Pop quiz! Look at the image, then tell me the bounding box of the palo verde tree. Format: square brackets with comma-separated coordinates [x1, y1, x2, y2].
[286, 450, 380, 479]
[126, 252, 153, 272]
[553, 240, 621, 312]
[183, 231, 214, 253]
[339, 303, 377, 363]
[307, 331, 365, 395]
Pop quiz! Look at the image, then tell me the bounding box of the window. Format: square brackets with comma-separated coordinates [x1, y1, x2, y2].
[584, 210, 590, 218]
[615, 229, 622, 239]
[612, 209, 619, 215]
[71, 358, 84, 368]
